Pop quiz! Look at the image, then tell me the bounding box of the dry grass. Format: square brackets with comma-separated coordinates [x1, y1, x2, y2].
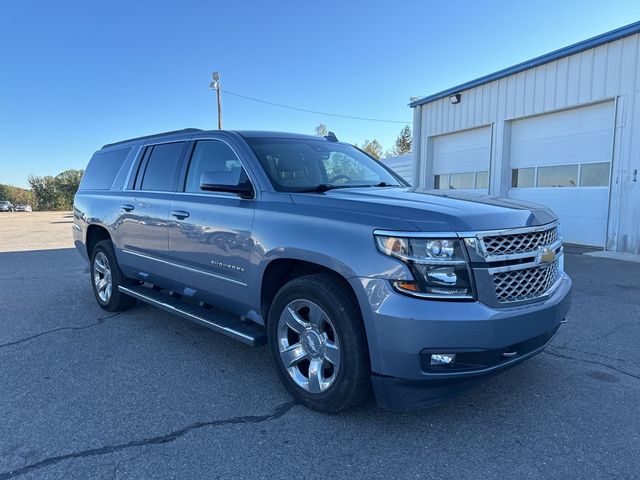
[0, 211, 74, 252]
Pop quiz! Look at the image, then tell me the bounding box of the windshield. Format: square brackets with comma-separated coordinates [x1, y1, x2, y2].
[245, 137, 407, 192]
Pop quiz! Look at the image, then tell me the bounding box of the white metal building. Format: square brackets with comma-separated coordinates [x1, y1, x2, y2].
[410, 21, 640, 253]
[381, 153, 413, 183]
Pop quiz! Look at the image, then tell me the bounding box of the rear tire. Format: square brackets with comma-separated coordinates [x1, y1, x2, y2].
[90, 240, 136, 312]
[267, 273, 371, 413]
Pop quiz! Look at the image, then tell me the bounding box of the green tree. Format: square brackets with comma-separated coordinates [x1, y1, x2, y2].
[0, 184, 35, 205]
[28, 168, 83, 211]
[55, 169, 83, 209]
[0, 184, 10, 201]
[28, 175, 59, 210]
[314, 123, 328, 137]
[358, 139, 383, 160]
[391, 125, 412, 156]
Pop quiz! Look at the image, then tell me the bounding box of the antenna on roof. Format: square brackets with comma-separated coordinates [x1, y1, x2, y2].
[324, 131, 338, 142]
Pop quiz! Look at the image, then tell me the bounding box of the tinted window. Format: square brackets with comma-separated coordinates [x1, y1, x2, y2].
[245, 138, 403, 191]
[80, 147, 131, 190]
[321, 153, 379, 183]
[139, 142, 186, 191]
[185, 140, 246, 192]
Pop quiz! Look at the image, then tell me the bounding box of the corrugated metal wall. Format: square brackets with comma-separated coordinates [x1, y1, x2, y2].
[412, 33, 640, 254]
[381, 154, 413, 183]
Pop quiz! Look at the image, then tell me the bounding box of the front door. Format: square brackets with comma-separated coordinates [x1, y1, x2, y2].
[168, 138, 256, 314]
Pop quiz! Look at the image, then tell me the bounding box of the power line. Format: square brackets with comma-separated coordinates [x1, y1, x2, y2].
[221, 89, 409, 124]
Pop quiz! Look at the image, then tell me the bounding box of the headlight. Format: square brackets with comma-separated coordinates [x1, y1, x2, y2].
[375, 235, 474, 299]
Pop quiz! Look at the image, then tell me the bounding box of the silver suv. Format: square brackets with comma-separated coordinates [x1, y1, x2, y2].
[73, 128, 572, 412]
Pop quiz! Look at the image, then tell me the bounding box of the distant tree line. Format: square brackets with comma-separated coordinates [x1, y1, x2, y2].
[0, 169, 83, 211]
[0, 183, 34, 206]
[27, 169, 84, 211]
[314, 123, 412, 160]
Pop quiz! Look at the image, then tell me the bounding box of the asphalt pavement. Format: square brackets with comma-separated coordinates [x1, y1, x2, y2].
[0, 243, 638, 479]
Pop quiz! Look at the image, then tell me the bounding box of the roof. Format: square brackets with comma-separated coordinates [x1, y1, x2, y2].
[409, 20, 640, 108]
[101, 129, 335, 150]
[233, 130, 323, 140]
[101, 128, 203, 149]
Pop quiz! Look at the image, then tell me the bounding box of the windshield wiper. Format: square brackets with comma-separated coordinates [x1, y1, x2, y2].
[295, 184, 352, 193]
[295, 182, 402, 193]
[372, 181, 401, 187]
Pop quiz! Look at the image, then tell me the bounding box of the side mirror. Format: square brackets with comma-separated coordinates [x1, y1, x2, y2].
[200, 171, 254, 199]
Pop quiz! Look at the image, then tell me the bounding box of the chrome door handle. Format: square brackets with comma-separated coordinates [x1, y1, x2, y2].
[121, 203, 135, 212]
[171, 210, 190, 220]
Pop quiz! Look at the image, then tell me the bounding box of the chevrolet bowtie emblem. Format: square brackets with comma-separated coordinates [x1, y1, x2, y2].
[536, 247, 556, 267]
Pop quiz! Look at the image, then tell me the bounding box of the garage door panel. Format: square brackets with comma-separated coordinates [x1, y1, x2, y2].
[432, 126, 491, 175]
[510, 130, 612, 167]
[508, 101, 613, 247]
[509, 188, 608, 246]
[510, 101, 613, 140]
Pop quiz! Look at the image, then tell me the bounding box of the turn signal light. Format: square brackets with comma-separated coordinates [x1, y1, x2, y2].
[395, 281, 419, 292]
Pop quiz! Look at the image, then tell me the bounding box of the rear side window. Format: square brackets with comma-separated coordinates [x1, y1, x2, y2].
[80, 147, 131, 190]
[137, 142, 187, 191]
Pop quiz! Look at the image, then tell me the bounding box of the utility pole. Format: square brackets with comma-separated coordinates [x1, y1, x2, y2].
[209, 72, 222, 129]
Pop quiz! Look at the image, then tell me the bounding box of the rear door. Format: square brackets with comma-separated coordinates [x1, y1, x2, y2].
[115, 141, 189, 285]
[167, 138, 257, 314]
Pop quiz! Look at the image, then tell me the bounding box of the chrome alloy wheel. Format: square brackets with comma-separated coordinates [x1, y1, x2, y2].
[93, 251, 113, 303]
[277, 299, 341, 393]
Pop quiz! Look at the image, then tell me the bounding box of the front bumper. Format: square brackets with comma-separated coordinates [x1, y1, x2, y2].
[350, 273, 572, 409]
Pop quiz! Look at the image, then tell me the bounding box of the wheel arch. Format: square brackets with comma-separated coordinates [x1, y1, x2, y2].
[259, 256, 358, 324]
[86, 224, 112, 258]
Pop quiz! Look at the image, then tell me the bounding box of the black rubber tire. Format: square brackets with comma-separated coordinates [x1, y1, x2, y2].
[267, 273, 372, 413]
[90, 240, 137, 312]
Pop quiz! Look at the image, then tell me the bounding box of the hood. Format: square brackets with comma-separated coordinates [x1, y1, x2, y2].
[290, 187, 556, 232]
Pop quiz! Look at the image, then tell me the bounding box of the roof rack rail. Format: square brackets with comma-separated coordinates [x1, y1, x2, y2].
[101, 128, 204, 149]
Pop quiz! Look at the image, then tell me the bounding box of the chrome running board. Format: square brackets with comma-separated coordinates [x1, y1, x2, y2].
[119, 285, 267, 347]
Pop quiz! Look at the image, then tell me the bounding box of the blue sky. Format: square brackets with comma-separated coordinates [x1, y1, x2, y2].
[1, 0, 639, 188]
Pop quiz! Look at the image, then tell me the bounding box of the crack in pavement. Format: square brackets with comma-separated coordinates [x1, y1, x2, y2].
[544, 349, 640, 380]
[553, 345, 640, 367]
[0, 401, 296, 480]
[0, 312, 123, 350]
[579, 321, 639, 344]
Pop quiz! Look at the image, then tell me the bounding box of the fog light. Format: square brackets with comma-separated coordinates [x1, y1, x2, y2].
[431, 353, 456, 366]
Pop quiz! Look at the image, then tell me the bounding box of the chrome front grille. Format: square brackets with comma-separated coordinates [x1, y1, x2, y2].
[492, 258, 561, 303]
[468, 222, 563, 305]
[481, 227, 558, 256]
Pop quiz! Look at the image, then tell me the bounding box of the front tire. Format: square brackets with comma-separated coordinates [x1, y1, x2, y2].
[90, 240, 136, 312]
[268, 273, 371, 413]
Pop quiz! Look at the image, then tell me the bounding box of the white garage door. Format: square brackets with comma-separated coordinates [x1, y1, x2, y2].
[508, 101, 614, 247]
[431, 126, 491, 193]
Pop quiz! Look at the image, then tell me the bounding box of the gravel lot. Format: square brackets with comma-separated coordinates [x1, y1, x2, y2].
[0, 213, 638, 479]
[0, 212, 74, 252]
